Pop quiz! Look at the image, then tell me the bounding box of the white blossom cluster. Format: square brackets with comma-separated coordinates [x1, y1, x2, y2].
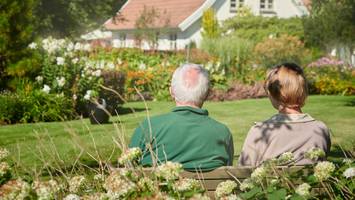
[137, 177, 155, 192]
[0, 179, 31, 200]
[314, 161, 335, 181]
[32, 179, 60, 200]
[215, 180, 238, 198]
[173, 178, 201, 192]
[118, 147, 142, 165]
[250, 165, 267, 183]
[63, 193, 80, 200]
[277, 152, 294, 164]
[41, 37, 66, 54]
[0, 148, 10, 160]
[42, 84, 51, 94]
[342, 158, 353, 165]
[103, 171, 137, 199]
[155, 161, 183, 180]
[295, 183, 311, 197]
[343, 167, 355, 179]
[0, 162, 10, 176]
[32, 37, 91, 54]
[239, 178, 254, 191]
[84, 90, 93, 100]
[68, 175, 86, 193]
[305, 148, 326, 161]
[80, 193, 108, 200]
[56, 76, 66, 87]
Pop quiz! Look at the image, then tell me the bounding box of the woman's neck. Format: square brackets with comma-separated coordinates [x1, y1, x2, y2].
[278, 106, 303, 114]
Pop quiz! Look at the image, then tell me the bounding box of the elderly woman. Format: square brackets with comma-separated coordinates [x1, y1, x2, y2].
[239, 63, 331, 166]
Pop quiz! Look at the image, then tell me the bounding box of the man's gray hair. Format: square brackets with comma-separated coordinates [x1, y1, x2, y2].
[171, 63, 210, 105]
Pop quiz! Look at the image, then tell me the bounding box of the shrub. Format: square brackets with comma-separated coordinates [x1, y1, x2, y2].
[254, 34, 309, 68]
[0, 90, 74, 124]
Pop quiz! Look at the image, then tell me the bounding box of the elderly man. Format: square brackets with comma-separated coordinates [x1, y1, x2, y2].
[129, 63, 234, 171]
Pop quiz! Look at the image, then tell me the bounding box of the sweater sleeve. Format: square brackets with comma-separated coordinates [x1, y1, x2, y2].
[238, 126, 261, 167]
[226, 132, 234, 166]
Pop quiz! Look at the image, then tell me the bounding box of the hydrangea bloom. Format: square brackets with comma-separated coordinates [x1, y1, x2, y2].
[278, 152, 294, 164]
[118, 148, 142, 165]
[239, 178, 254, 191]
[173, 178, 201, 192]
[0, 179, 31, 200]
[104, 171, 137, 199]
[0, 148, 9, 160]
[215, 180, 237, 198]
[305, 148, 326, 161]
[63, 194, 80, 200]
[69, 176, 85, 193]
[155, 161, 183, 180]
[0, 162, 10, 176]
[314, 161, 335, 181]
[343, 167, 355, 179]
[295, 183, 311, 197]
[32, 179, 60, 200]
[251, 165, 267, 183]
[137, 177, 155, 192]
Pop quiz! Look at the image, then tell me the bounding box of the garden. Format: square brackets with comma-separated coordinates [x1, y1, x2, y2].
[0, 0, 355, 199]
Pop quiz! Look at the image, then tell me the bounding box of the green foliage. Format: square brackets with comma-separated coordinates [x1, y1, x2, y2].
[222, 15, 304, 43]
[0, 90, 74, 124]
[201, 8, 220, 39]
[254, 34, 309, 68]
[34, 0, 126, 37]
[0, 0, 36, 89]
[201, 36, 254, 78]
[303, 0, 355, 50]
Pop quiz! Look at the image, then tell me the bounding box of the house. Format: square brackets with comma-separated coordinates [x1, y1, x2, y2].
[103, 0, 310, 50]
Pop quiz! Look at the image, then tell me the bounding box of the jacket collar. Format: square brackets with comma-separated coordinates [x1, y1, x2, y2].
[264, 113, 315, 123]
[172, 106, 209, 116]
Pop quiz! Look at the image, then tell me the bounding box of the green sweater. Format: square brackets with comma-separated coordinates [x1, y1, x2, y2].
[129, 106, 234, 171]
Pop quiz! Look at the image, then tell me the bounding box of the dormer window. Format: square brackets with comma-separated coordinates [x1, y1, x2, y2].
[260, 0, 274, 11]
[231, 0, 244, 12]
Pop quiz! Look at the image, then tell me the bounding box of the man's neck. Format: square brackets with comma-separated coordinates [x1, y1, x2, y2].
[175, 102, 201, 109]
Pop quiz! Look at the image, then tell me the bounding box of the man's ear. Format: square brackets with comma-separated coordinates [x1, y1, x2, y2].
[169, 87, 175, 99]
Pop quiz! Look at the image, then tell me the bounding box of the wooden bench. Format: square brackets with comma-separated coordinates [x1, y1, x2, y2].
[144, 166, 313, 198]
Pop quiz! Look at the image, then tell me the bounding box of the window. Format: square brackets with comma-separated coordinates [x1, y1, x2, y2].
[119, 33, 126, 47]
[169, 34, 177, 50]
[260, 0, 273, 11]
[230, 0, 244, 12]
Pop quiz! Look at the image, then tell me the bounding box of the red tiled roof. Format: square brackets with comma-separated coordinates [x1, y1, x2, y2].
[104, 0, 207, 30]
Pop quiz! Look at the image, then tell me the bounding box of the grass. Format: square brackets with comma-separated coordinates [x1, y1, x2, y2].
[0, 95, 354, 171]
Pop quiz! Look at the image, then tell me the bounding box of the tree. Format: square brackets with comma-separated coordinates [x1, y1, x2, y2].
[0, 0, 36, 89]
[201, 8, 220, 39]
[303, 0, 355, 63]
[34, 0, 127, 38]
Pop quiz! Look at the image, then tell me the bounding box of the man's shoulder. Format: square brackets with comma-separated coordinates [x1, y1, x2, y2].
[206, 116, 231, 133]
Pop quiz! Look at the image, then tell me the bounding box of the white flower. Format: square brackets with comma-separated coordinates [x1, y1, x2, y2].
[83, 43, 91, 51]
[0, 162, 10, 176]
[117, 58, 123, 65]
[0, 148, 10, 160]
[342, 158, 353, 165]
[295, 183, 311, 197]
[137, 177, 155, 192]
[69, 176, 85, 193]
[155, 161, 183, 180]
[314, 161, 335, 181]
[104, 171, 137, 199]
[215, 180, 237, 198]
[36, 76, 43, 82]
[278, 152, 294, 164]
[0, 179, 31, 200]
[343, 167, 355, 179]
[32, 179, 60, 200]
[173, 178, 201, 192]
[84, 90, 92, 100]
[67, 42, 74, 52]
[28, 42, 37, 49]
[56, 77, 66, 87]
[72, 58, 79, 64]
[138, 62, 146, 70]
[72, 94, 77, 100]
[118, 148, 142, 165]
[56, 57, 65, 65]
[251, 165, 267, 183]
[64, 194, 80, 200]
[93, 174, 105, 181]
[74, 42, 83, 51]
[107, 62, 115, 70]
[92, 69, 102, 77]
[305, 148, 326, 161]
[42, 85, 51, 94]
[239, 178, 254, 191]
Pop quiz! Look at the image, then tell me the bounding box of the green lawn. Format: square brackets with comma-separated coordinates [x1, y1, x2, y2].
[0, 95, 354, 170]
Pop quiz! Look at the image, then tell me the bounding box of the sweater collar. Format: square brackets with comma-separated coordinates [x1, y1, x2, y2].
[172, 106, 209, 116]
[264, 113, 315, 123]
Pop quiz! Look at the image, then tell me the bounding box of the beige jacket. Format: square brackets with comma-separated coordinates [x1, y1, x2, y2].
[238, 114, 331, 167]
